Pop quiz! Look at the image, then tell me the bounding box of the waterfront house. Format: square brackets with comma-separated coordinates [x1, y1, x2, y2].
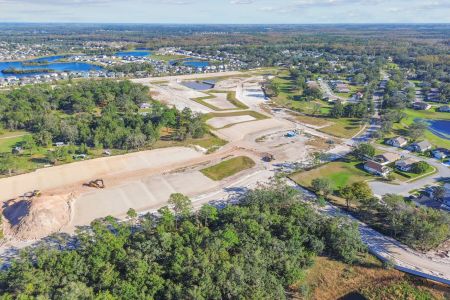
[386, 136, 408, 148]
[364, 161, 391, 177]
[438, 105, 450, 112]
[432, 148, 449, 160]
[411, 140, 432, 153]
[413, 101, 431, 110]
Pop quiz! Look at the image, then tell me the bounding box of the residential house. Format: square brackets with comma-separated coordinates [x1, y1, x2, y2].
[336, 83, 350, 93]
[431, 148, 449, 160]
[413, 102, 431, 110]
[438, 105, 450, 112]
[374, 152, 402, 165]
[395, 158, 419, 172]
[386, 136, 408, 148]
[411, 140, 432, 153]
[139, 103, 151, 109]
[364, 161, 391, 177]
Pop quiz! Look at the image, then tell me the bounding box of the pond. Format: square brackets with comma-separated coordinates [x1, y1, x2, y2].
[169, 58, 210, 68]
[115, 50, 151, 57]
[0, 55, 103, 78]
[428, 119, 450, 140]
[181, 81, 215, 91]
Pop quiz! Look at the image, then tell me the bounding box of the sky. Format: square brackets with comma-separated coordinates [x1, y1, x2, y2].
[0, 0, 449, 23]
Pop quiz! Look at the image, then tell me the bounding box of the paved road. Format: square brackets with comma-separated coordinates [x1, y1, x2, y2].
[321, 200, 450, 284]
[370, 145, 450, 196]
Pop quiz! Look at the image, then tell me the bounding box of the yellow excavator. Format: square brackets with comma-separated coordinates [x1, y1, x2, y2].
[83, 179, 105, 189]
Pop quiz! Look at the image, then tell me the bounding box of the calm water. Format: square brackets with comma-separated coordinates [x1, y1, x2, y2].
[115, 50, 151, 57]
[428, 119, 450, 140]
[183, 60, 209, 68]
[169, 58, 210, 68]
[0, 55, 103, 78]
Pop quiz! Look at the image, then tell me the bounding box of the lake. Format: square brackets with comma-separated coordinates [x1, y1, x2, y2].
[115, 50, 151, 57]
[0, 55, 103, 78]
[428, 119, 450, 140]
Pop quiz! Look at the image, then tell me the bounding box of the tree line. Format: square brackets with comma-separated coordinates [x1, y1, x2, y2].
[0, 184, 366, 299]
[0, 80, 205, 151]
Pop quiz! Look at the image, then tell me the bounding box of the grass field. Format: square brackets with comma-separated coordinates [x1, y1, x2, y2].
[318, 118, 363, 138]
[201, 156, 255, 181]
[0, 131, 30, 153]
[270, 69, 363, 138]
[296, 255, 449, 300]
[290, 160, 374, 191]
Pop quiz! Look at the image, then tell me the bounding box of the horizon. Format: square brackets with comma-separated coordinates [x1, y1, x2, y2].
[1, 0, 449, 24]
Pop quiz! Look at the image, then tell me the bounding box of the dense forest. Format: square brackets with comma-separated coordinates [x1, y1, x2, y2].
[0, 80, 205, 150]
[0, 184, 366, 299]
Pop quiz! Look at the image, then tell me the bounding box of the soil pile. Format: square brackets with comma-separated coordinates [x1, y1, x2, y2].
[2, 193, 74, 240]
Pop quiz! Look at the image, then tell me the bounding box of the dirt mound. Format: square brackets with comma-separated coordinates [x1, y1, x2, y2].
[2, 193, 75, 241]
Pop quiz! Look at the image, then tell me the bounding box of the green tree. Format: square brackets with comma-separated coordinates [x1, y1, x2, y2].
[410, 161, 430, 174]
[0, 153, 17, 176]
[168, 193, 192, 228]
[407, 121, 428, 141]
[311, 178, 332, 196]
[330, 101, 344, 118]
[353, 143, 375, 160]
[340, 181, 373, 209]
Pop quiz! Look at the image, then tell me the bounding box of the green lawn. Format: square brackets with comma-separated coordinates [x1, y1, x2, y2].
[388, 108, 450, 149]
[318, 118, 363, 138]
[151, 54, 187, 62]
[290, 160, 374, 191]
[270, 70, 363, 138]
[0, 131, 30, 153]
[201, 156, 255, 181]
[392, 165, 437, 182]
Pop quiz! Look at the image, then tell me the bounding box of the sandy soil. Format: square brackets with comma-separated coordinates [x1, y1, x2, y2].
[215, 118, 287, 142]
[132, 71, 244, 84]
[3, 193, 74, 240]
[63, 171, 218, 231]
[0, 147, 203, 203]
[207, 115, 256, 128]
[144, 81, 213, 113]
[203, 93, 237, 110]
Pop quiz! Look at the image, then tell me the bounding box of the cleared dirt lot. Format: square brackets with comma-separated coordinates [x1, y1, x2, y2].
[203, 93, 237, 110]
[207, 115, 256, 128]
[0, 147, 203, 202]
[145, 81, 213, 113]
[64, 171, 218, 231]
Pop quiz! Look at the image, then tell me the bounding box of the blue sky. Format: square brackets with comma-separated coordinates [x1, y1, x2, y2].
[0, 0, 449, 23]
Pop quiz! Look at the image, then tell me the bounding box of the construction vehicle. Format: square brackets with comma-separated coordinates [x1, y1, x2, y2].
[262, 153, 275, 162]
[83, 179, 105, 189]
[22, 190, 41, 200]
